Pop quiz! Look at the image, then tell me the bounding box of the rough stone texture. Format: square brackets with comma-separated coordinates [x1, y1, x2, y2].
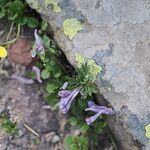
[9, 37, 33, 66]
[6, 79, 59, 133]
[0, 59, 72, 150]
[25, 0, 150, 149]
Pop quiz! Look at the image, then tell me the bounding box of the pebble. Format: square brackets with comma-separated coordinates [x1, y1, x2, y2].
[51, 135, 60, 144]
[0, 98, 6, 113]
[16, 130, 25, 138]
[74, 129, 81, 136]
[45, 132, 55, 142]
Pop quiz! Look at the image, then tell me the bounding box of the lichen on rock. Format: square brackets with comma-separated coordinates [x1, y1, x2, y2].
[145, 124, 150, 139]
[63, 18, 83, 40]
[45, 0, 61, 12]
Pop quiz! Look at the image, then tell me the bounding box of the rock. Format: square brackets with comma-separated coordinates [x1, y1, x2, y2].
[12, 137, 29, 148]
[0, 98, 6, 114]
[26, 0, 150, 149]
[9, 37, 33, 66]
[0, 143, 7, 150]
[45, 132, 55, 142]
[16, 130, 25, 138]
[51, 135, 60, 144]
[104, 146, 113, 150]
[5, 79, 59, 133]
[74, 129, 81, 136]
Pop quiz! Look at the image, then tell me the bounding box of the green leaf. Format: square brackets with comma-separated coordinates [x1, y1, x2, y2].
[43, 35, 50, 48]
[71, 144, 78, 150]
[27, 17, 38, 28]
[78, 99, 87, 109]
[0, 7, 5, 19]
[93, 122, 106, 134]
[48, 47, 56, 54]
[46, 83, 58, 94]
[64, 136, 73, 146]
[81, 124, 89, 133]
[69, 117, 78, 126]
[41, 21, 48, 31]
[8, 13, 18, 20]
[0, 0, 9, 7]
[54, 72, 61, 78]
[41, 69, 50, 79]
[46, 94, 58, 106]
[18, 16, 27, 25]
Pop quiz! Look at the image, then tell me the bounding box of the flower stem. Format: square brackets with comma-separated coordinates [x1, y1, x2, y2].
[6, 22, 14, 41]
[1, 24, 20, 46]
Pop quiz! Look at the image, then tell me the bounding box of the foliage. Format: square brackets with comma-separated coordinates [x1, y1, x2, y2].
[33, 31, 66, 106]
[63, 18, 83, 40]
[32, 27, 107, 149]
[31, 137, 40, 145]
[0, 0, 39, 28]
[0, 114, 17, 135]
[67, 53, 102, 98]
[64, 135, 88, 150]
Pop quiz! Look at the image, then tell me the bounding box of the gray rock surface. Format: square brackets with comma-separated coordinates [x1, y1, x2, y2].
[25, 0, 150, 149]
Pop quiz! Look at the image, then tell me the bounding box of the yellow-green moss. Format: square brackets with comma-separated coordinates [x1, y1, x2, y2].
[45, 0, 61, 12]
[63, 18, 83, 40]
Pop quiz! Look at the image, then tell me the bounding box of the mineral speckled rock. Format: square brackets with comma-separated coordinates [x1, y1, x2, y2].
[6, 79, 59, 133]
[25, 0, 150, 149]
[9, 37, 33, 66]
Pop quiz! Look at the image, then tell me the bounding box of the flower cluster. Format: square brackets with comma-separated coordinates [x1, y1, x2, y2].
[58, 82, 79, 114]
[31, 29, 114, 128]
[85, 101, 114, 125]
[58, 82, 114, 125]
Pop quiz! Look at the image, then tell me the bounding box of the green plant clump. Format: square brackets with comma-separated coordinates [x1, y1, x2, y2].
[64, 135, 88, 150]
[31, 24, 113, 149]
[0, 0, 39, 28]
[0, 115, 17, 135]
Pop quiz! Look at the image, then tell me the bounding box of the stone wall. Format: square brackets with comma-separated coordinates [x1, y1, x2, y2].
[25, 0, 150, 149]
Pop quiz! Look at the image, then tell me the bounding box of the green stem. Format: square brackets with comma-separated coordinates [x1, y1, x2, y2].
[6, 22, 14, 41]
[1, 24, 20, 46]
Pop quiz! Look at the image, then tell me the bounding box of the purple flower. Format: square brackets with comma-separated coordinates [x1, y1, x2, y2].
[58, 86, 79, 113]
[31, 29, 44, 57]
[32, 66, 42, 83]
[85, 101, 114, 125]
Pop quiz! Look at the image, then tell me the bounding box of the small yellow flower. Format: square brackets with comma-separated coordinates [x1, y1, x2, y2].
[0, 46, 7, 58]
